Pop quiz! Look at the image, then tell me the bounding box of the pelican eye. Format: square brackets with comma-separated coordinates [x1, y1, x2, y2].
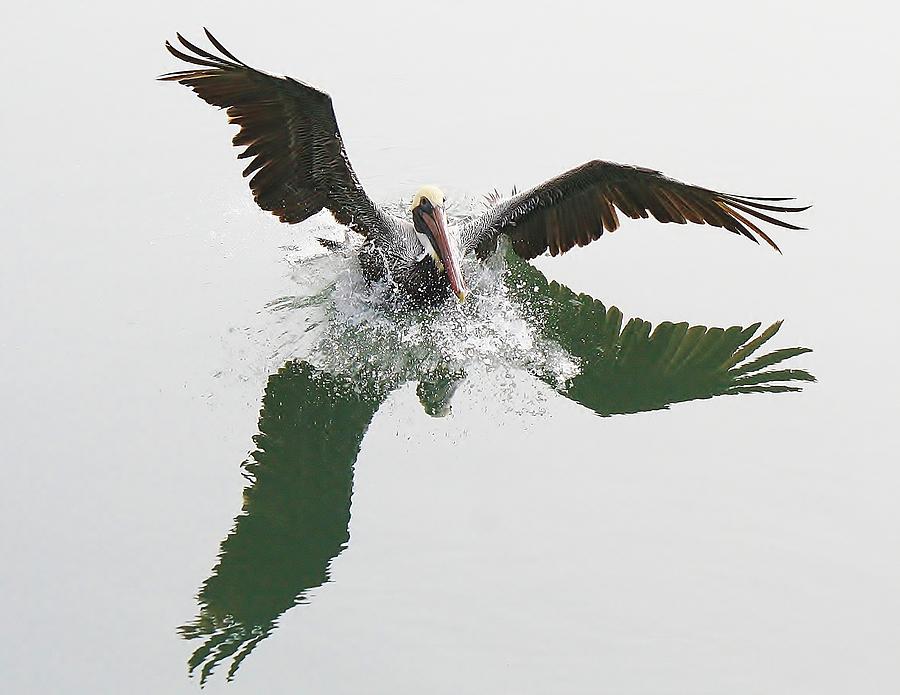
[420, 197, 433, 212]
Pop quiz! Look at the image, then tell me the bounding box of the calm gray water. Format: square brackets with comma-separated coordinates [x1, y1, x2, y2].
[3, 2, 898, 693]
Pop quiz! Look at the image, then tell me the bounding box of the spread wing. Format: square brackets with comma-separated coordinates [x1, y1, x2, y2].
[502, 251, 814, 415]
[179, 362, 389, 683]
[160, 29, 386, 236]
[467, 160, 809, 258]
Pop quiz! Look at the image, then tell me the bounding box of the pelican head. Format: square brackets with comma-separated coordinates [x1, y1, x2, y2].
[411, 185, 468, 302]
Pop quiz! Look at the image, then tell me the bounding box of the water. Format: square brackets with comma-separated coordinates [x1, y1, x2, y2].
[3, 2, 898, 693]
[179, 221, 815, 683]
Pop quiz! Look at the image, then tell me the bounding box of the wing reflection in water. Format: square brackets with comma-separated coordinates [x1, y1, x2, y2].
[181, 247, 814, 682]
[179, 364, 391, 683]
[503, 253, 815, 415]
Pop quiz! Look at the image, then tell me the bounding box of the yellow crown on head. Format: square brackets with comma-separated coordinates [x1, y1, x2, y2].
[410, 185, 445, 210]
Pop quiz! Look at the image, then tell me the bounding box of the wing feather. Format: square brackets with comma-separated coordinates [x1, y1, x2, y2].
[160, 30, 385, 236]
[466, 160, 809, 258]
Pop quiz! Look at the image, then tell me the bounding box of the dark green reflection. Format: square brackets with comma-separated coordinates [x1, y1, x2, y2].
[179, 364, 390, 683]
[181, 259, 813, 682]
[504, 253, 814, 415]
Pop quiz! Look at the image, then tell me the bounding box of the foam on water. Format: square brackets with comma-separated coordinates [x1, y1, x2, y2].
[241, 199, 578, 404]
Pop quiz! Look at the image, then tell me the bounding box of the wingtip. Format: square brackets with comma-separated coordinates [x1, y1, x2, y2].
[763, 234, 782, 254]
[203, 27, 218, 47]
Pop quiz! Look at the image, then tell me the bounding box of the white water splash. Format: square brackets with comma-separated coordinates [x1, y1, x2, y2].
[219, 200, 578, 411]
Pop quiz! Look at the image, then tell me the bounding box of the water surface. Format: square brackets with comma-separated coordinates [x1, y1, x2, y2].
[3, 2, 898, 693]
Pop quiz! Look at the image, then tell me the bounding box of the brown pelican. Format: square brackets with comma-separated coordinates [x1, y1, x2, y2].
[160, 29, 809, 305]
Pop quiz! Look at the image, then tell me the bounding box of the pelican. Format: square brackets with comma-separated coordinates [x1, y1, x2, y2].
[160, 30, 809, 306]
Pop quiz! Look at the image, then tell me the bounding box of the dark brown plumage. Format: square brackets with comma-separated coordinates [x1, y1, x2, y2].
[162, 30, 810, 307]
[159, 29, 382, 234]
[469, 161, 809, 259]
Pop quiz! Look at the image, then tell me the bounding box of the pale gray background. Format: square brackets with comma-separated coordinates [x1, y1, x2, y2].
[2, 1, 898, 693]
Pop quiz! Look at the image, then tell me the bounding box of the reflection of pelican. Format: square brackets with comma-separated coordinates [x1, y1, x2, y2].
[503, 253, 813, 415]
[161, 30, 809, 306]
[180, 256, 813, 682]
[179, 364, 387, 683]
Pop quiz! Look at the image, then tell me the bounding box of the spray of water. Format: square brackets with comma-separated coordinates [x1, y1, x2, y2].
[251, 198, 578, 403]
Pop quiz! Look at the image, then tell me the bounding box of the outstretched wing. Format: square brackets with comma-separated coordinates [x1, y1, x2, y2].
[160, 29, 386, 236]
[502, 251, 814, 415]
[466, 160, 809, 259]
[179, 362, 389, 683]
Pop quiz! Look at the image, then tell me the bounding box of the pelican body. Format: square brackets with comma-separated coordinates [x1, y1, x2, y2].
[357, 185, 468, 305]
[161, 30, 808, 307]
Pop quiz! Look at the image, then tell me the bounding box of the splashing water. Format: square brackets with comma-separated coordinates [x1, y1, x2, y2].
[241, 199, 578, 400]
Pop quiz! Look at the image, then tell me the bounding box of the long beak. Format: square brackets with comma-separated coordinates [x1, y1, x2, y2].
[423, 206, 468, 302]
